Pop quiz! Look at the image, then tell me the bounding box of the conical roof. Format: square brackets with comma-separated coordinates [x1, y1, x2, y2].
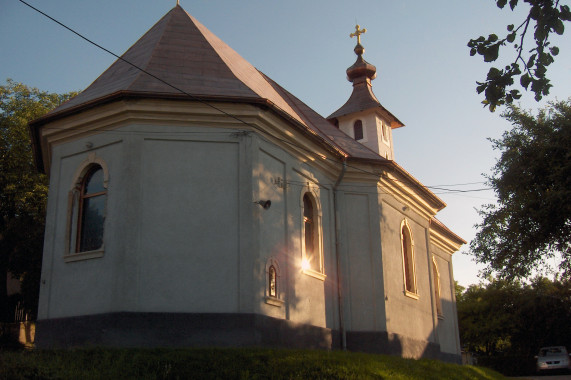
[40, 5, 383, 161]
[51, 5, 291, 115]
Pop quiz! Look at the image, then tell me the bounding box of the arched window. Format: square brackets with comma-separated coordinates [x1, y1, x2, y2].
[432, 257, 443, 317]
[268, 265, 277, 297]
[353, 120, 363, 140]
[401, 220, 417, 295]
[302, 192, 323, 276]
[77, 165, 106, 252]
[265, 258, 284, 306]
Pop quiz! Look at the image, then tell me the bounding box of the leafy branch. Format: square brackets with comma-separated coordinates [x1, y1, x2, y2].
[468, 0, 570, 112]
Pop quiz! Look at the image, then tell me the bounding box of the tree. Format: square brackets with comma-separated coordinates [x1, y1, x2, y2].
[471, 99, 571, 280]
[510, 277, 571, 354]
[468, 0, 571, 111]
[457, 277, 571, 375]
[457, 279, 520, 356]
[0, 79, 76, 321]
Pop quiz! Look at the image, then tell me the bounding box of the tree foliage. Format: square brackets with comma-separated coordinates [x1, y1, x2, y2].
[471, 99, 571, 280]
[457, 277, 571, 357]
[468, 0, 571, 111]
[0, 79, 75, 321]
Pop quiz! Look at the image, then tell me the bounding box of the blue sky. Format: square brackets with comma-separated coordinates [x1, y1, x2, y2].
[2, 0, 570, 286]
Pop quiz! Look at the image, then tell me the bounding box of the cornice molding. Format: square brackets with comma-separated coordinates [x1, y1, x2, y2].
[33, 97, 345, 178]
[429, 219, 466, 255]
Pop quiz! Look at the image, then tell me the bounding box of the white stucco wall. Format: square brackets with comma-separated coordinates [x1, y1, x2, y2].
[340, 190, 386, 332]
[38, 120, 340, 328]
[38, 125, 251, 318]
[254, 139, 336, 329]
[379, 199, 436, 345]
[36, 108, 460, 358]
[433, 250, 461, 355]
[256, 148, 288, 320]
[138, 137, 241, 312]
[38, 134, 125, 319]
[336, 111, 394, 159]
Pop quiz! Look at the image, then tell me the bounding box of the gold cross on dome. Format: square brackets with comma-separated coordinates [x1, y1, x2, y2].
[350, 24, 367, 44]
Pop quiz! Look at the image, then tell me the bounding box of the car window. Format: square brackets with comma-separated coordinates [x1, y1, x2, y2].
[539, 347, 565, 356]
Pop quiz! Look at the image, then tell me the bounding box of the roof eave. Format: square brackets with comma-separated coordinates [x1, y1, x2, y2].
[347, 156, 446, 210]
[430, 218, 467, 245]
[327, 104, 405, 129]
[29, 91, 349, 173]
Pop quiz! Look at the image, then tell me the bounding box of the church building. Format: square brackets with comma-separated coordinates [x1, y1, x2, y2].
[30, 5, 464, 362]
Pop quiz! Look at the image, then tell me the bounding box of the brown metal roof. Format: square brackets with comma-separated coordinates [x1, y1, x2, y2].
[259, 72, 384, 161]
[39, 5, 387, 162]
[327, 44, 404, 128]
[50, 5, 260, 112]
[328, 78, 383, 119]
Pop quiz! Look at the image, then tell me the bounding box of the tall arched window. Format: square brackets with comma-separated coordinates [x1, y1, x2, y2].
[353, 120, 363, 141]
[432, 257, 443, 317]
[302, 192, 323, 276]
[77, 165, 106, 252]
[401, 220, 417, 295]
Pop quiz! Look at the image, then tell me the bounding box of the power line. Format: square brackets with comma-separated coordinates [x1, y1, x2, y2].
[18, 0, 492, 197]
[426, 181, 487, 187]
[17, 0, 264, 134]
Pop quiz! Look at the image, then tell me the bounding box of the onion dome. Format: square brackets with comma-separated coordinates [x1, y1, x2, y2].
[346, 43, 377, 82]
[327, 25, 403, 128]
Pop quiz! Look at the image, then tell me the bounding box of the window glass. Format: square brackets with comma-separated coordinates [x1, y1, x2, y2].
[84, 168, 105, 194]
[269, 265, 277, 297]
[78, 166, 106, 252]
[402, 225, 416, 293]
[303, 193, 321, 273]
[433, 259, 442, 315]
[353, 120, 363, 140]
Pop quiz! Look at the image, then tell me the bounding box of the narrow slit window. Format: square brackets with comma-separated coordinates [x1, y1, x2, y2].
[269, 265, 277, 297]
[401, 222, 416, 294]
[433, 258, 443, 316]
[303, 194, 315, 268]
[353, 120, 363, 140]
[382, 122, 390, 143]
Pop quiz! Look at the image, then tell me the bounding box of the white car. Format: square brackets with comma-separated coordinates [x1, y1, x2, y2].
[536, 346, 570, 373]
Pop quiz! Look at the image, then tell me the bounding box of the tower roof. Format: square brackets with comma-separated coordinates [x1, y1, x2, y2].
[36, 5, 383, 162]
[327, 30, 403, 128]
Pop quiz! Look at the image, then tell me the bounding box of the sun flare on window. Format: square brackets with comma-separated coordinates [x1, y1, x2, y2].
[301, 258, 311, 271]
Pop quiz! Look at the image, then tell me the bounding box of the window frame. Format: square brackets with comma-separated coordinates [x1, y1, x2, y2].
[353, 119, 364, 141]
[76, 166, 107, 253]
[64, 154, 109, 262]
[268, 265, 277, 298]
[400, 219, 418, 298]
[301, 190, 326, 280]
[432, 256, 443, 318]
[265, 257, 284, 307]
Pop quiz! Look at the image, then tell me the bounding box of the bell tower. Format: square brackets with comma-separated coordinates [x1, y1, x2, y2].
[327, 25, 403, 160]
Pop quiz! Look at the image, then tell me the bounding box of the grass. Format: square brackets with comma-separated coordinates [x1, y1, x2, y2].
[0, 348, 506, 380]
